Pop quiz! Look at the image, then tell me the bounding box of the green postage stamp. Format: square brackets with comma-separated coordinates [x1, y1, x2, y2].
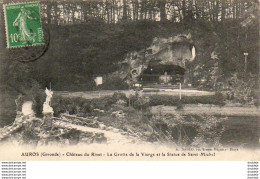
[3, 2, 44, 48]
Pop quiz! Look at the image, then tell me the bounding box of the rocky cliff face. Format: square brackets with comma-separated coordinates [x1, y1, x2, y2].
[111, 33, 196, 84]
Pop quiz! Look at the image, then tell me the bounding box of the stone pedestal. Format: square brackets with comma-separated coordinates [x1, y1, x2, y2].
[43, 112, 53, 128]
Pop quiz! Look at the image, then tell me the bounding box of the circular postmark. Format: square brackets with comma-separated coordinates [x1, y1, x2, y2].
[7, 26, 50, 63]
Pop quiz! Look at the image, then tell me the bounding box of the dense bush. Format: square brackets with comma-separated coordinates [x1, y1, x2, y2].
[148, 93, 225, 106]
[52, 92, 128, 116]
[149, 113, 227, 146]
[127, 91, 226, 111]
[225, 73, 259, 105]
[213, 92, 226, 106]
[112, 92, 128, 102]
[52, 91, 227, 118]
[52, 96, 92, 116]
[128, 92, 150, 111]
[27, 82, 46, 117]
[190, 115, 226, 147]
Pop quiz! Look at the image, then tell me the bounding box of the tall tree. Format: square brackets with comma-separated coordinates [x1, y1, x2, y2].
[221, 0, 226, 21]
[122, 0, 128, 20]
[158, 0, 166, 21]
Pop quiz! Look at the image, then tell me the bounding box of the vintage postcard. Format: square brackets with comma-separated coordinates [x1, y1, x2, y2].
[0, 0, 259, 161]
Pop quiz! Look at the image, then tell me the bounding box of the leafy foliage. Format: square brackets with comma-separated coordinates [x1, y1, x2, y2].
[225, 73, 259, 105]
[149, 93, 225, 106]
[52, 92, 128, 116]
[191, 115, 227, 147]
[148, 113, 227, 147]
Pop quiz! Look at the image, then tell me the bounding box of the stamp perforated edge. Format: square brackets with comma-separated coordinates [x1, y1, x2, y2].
[3, 3, 10, 48]
[3, 1, 45, 49]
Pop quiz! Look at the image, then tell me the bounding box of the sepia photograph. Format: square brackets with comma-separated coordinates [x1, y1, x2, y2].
[0, 0, 259, 161]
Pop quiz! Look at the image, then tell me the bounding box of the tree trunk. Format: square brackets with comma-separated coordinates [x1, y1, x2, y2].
[215, 0, 220, 21]
[221, 0, 225, 21]
[182, 0, 186, 20]
[159, 0, 166, 21]
[122, 0, 127, 21]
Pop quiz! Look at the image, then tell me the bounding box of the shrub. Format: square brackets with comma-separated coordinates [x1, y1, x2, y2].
[128, 92, 150, 111]
[149, 94, 224, 106]
[226, 73, 258, 104]
[52, 92, 127, 116]
[191, 115, 227, 147]
[176, 101, 184, 110]
[112, 92, 128, 102]
[148, 113, 227, 146]
[20, 128, 40, 145]
[213, 92, 225, 106]
[52, 96, 92, 116]
[52, 96, 67, 116]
